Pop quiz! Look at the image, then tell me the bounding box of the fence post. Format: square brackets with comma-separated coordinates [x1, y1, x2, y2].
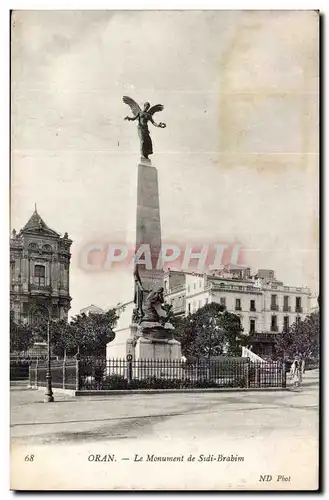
[63, 357, 66, 390]
[255, 363, 260, 388]
[127, 360, 132, 384]
[35, 358, 39, 388]
[75, 353, 81, 391]
[246, 359, 250, 388]
[28, 362, 32, 387]
[282, 361, 286, 388]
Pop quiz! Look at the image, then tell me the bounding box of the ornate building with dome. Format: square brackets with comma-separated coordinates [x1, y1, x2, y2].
[10, 207, 72, 326]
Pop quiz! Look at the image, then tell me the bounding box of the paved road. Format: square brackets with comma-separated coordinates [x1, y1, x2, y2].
[10, 370, 319, 490]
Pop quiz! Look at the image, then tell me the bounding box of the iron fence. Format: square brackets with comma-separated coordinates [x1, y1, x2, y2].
[29, 359, 78, 389]
[79, 358, 286, 390]
[28, 357, 286, 391]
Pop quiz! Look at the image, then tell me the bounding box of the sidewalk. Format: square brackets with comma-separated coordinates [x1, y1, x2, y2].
[11, 369, 319, 445]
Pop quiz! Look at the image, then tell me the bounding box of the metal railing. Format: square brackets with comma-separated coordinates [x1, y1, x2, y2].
[29, 359, 78, 390]
[28, 357, 287, 391]
[208, 283, 262, 294]
[76, 357, 286, 390]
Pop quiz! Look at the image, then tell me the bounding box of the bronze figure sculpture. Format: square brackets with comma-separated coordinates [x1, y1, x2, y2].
[123, 96, 166, 159]
[142, 287, 166, 323]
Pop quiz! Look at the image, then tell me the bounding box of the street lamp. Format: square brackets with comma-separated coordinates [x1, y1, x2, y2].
[30, 304, 54, 403]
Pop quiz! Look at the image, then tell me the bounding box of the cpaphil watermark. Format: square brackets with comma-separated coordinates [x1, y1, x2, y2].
[78, 241, 245, 273]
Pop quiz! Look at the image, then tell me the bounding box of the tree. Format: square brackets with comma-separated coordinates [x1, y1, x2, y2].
[48, 320, 77, 358]
[10, 317, 33, 353]
[68, 308, 119, 357]
[275, 311, 320, 361]
[28, 308, 119, 358]
[173, 302, 246, 359]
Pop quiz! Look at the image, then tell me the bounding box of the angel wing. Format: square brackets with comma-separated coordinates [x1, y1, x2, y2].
[123, 96, 142, 117]
[148, 104, 164, 116]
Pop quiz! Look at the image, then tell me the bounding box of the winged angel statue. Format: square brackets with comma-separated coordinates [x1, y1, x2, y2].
[123, 96, 166, 159]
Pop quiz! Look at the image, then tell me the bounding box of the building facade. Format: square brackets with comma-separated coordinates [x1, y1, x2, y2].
[164, 267, 311, 355]
[10, 208, 72, 326]
[80, 304, 105, 316]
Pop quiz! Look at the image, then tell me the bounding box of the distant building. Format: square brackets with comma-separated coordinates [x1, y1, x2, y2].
[164, 268, 311, 356]
[80, 304, 105, 316]
[10, 207, 72, 326]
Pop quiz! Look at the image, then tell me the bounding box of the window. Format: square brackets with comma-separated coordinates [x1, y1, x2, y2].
[235, 298, 241, 311]
[271, 315, 278, 332]
[249, 319, 255, 334]
[220, 297, 226, 307]
[188, 302, 191, 314]
[296, 316, 301, 325]
[34, 265, 45, 286]
[283, 296, 289, 312]
[205, 298, 209, 305]
[296, 297, 302, 313]
[193, 283, 196, 290]
[283, 316, 289, 332]
[271, 295, 278, 311]
[52, 305, 59, 319]
[250, 299, 256, 311]
[10, 261, 15, 281]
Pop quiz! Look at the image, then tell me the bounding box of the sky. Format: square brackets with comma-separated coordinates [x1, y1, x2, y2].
[11, 10, 319, 316]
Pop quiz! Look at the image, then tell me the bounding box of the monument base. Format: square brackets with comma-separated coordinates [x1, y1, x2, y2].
[135, 336, 181, 361]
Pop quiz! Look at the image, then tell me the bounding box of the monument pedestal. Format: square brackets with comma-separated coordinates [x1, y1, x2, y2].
[135, 336, 181, 361]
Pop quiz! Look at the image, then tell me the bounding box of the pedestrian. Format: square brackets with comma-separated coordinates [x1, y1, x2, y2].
[290, 358, 302, 387]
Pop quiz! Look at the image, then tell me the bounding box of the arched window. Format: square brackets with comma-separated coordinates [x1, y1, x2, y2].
[28, 242, 38, 250]
[42, 244, 52, 252]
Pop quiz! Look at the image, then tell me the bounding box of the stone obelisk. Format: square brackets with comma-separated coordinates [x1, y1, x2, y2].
[135, 157, 163, 292]
[128, 157, 180, 361]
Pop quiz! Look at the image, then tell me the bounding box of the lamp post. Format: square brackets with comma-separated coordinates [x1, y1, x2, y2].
[44, 309, 54, 403]
[30, 304, 54, 403]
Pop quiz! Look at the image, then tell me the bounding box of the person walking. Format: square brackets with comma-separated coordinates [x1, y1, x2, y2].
[290, 358, 302, 387]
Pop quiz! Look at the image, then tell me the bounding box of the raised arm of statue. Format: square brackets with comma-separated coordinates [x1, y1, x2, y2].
[149, 115, 166, 128]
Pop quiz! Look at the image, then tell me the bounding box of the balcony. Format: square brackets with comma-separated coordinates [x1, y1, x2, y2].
[235, 306, 242, 311]
[283, 305, 291, 312]
[206, 283, 262, 294]
[250, 307, 256, 312]
[270, 325, 279, 333]
[29, 284, 52, 295]
[270, 304, 279, 311]
[295, 306, 303, 313]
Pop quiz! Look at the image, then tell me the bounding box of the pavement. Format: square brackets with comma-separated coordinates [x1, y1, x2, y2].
[10, 369, 319, 491]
